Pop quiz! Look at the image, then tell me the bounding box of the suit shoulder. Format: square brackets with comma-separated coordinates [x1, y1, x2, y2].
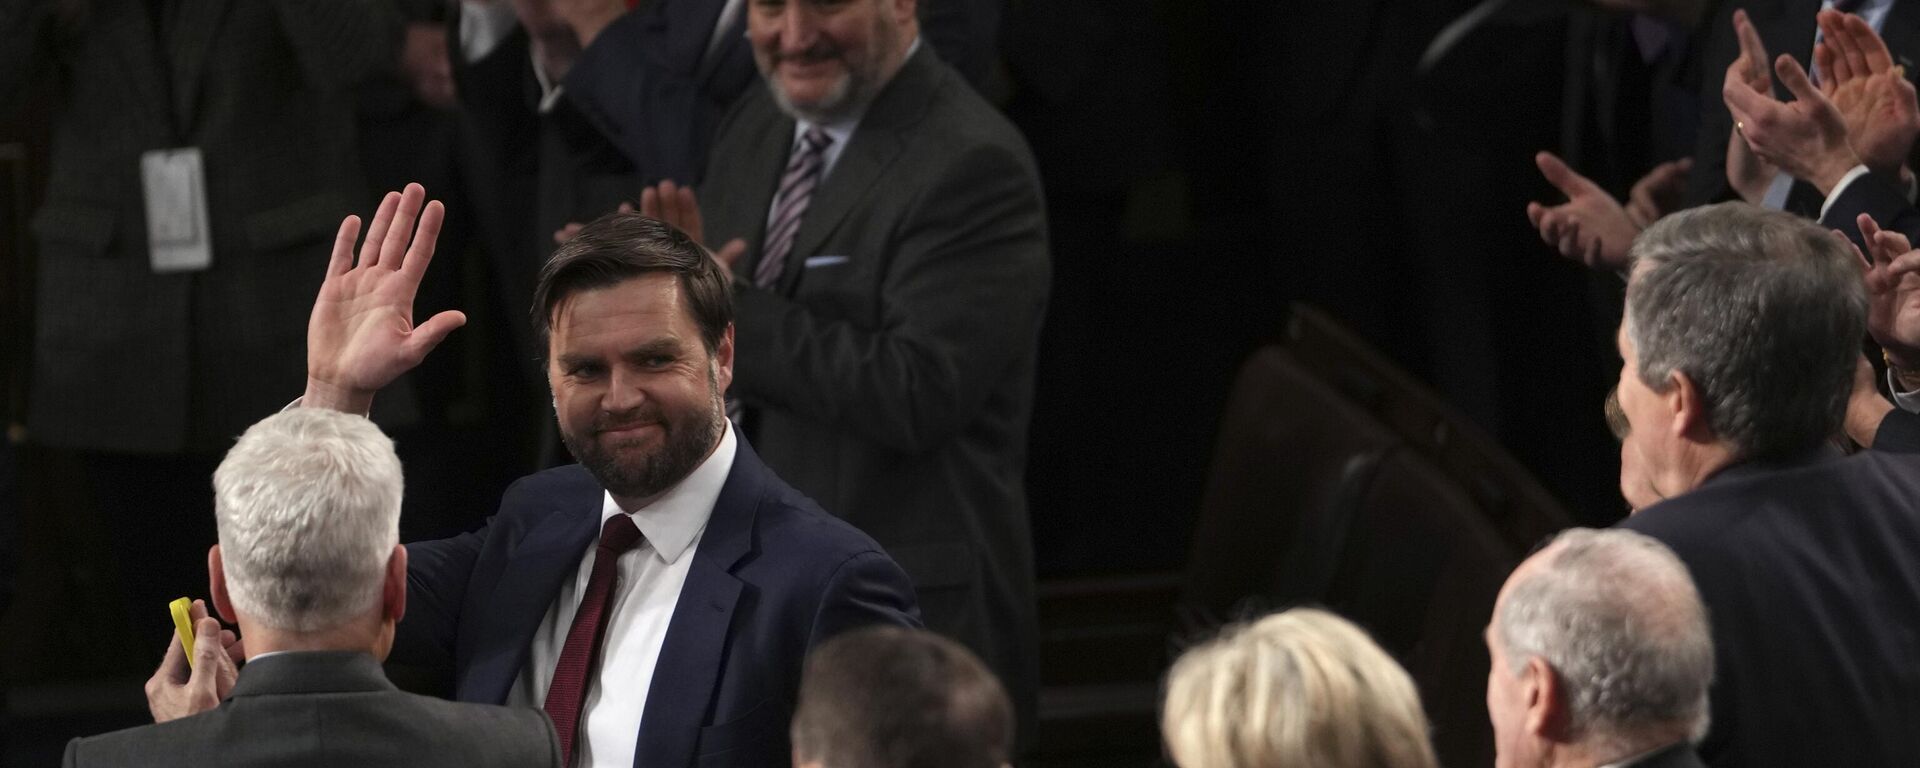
[392, 693, 561, 765]
[63, 710, 221, 766]
[754, 489, 892, 564]
[500, 464, 599, 505]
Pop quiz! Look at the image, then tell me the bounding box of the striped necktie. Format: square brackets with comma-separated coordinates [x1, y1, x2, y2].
[754, 127, 833, 289]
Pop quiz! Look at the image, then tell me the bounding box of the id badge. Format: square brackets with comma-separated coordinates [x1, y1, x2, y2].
[140, 147, 213, 273]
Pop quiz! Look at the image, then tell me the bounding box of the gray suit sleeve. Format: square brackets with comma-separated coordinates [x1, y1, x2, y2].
[268, 0, 406, 92]
[732, 141, 1050, 454]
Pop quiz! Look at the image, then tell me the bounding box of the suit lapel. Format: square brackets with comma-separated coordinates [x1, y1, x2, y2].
[775, 48, 942, 296]
[633, 429, 763, 768]
[165, 0, 232, 137]
[733, 104, 797, 281]
[459, 501, 601, 704]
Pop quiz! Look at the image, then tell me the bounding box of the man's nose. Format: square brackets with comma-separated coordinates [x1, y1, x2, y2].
[602, 367, 648, 413]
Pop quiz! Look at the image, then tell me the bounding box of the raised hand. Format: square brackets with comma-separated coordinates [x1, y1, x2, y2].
[1726, 8, 1783, 203]
[1814, 9, 1920, 179]
[1725, 47, 1859, 194]
[639, 180, 748, 276]
[1526, 151, 1642, 271]
[1859, 213, 1920, 370]
[144, 600, 240, 723]
[304, 184, 467, 414]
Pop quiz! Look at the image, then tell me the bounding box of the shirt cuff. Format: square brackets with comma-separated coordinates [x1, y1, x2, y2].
[1887, 369, 1920, 414]
[458, 0, 519, 64]
[1819, 164, 1874, 221]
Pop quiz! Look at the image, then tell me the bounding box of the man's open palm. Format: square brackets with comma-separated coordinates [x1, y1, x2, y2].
[306, 184, 466, 413]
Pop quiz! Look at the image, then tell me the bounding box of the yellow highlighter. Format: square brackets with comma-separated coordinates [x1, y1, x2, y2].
[169, 597, 196, 669]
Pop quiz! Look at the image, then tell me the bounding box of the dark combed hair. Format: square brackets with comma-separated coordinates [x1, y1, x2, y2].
[791, 627, 1013, 768]
[530, 212, 733, 355]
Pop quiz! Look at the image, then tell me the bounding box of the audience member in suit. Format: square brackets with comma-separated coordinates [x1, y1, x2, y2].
[1609, 202, 1920, 765]
[1488, 528, 1713, 768]
[66, 408, 561, 768]
[1161, 608, 1439, 768]
[790, 626, 1013, 768]
[298, 187, 920, 768]
[629, 0, 1047, 742]
[0, 0, 404, 652]
[631, 0, 1047, 741]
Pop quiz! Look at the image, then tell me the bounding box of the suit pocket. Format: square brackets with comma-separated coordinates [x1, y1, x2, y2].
[244, 193, 346, 252]
[695, 697, 786, 759]
[31, 203, 118, 257]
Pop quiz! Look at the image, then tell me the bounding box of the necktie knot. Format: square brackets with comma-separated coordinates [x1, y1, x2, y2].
[799, 126, 832, 155]
[599, 514, 642, 555]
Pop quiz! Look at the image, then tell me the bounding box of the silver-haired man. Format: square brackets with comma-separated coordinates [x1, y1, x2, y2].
[65, 409, 561, 767]
[1610, 202, 1920, 766]
[1487, 528, 1712, 768]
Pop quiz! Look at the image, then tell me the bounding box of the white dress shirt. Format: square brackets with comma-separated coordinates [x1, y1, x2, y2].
[506, 425, 738, 768]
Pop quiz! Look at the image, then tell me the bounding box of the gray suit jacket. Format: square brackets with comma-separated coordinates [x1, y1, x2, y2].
[701, 46, 1049, 734]
[63, 651, 561, 767]
[2, 0, 402, 454]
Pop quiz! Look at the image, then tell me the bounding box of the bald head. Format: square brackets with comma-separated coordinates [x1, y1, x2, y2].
[1488, 528, 1714, 765]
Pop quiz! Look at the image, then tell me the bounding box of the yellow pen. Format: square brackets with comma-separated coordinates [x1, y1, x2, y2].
[169, 597, 196, 669]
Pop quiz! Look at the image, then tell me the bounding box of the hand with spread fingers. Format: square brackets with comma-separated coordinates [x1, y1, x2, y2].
[1814, 9, 1920, 182]
[638, 180, 749, 279]
[1726, 8, 1784, 203]
[1525, 151, 1646, 270]
[303, 183, 467, 415]
[1859, 213, 1920, 370]
[1723, 16, 1860, 195]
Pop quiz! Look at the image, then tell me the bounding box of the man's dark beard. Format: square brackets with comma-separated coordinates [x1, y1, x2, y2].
[562, 378, 725, 500]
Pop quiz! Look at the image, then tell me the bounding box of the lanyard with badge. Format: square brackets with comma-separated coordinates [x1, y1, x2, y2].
[137, 0, 211, 273]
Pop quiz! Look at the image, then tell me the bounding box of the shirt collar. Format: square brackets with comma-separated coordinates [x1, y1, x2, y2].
[598, 422, 737, 564]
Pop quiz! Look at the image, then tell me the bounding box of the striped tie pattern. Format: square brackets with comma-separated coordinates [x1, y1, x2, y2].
[754, 127, 833, 288]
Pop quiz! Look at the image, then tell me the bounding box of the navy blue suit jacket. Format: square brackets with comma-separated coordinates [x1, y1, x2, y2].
[391, 433, 921, 767]
[1620, 447, 1920, 767]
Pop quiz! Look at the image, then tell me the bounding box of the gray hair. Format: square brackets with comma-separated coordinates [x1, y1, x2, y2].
[1497, 528, 1714, 753]
[212, 409, 403, 633]
[1625, 202, 1866, 460]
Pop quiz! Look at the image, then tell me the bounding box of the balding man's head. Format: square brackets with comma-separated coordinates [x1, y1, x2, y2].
[1486, 528, 1714, 768]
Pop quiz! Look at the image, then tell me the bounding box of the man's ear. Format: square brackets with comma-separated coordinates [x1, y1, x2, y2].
[715, 324, 735, 397]
[1667, 370, 1714, 443]
[1522, 656, 1573, 742]
[384, 544, 408, 624]
[209, 545, 236, 624]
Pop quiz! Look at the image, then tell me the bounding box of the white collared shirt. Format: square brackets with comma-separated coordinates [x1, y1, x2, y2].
[506, 425, 738, 768]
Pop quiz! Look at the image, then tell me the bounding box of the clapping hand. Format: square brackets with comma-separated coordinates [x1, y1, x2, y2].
[1526, 152, 1646, 270]
[1813, 9, 1920, 182]
[1858, 213, 1920, 371]
[304, 184, 466, 414]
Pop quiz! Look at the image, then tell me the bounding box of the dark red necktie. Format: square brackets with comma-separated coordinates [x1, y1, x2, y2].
[544, 514, 644, 766]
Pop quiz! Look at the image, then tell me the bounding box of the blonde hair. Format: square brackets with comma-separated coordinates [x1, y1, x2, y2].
[1162, 608, 1438, 768]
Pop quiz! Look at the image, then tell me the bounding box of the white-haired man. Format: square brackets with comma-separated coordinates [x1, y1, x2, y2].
[64, 409, 561, 767]
[1487, 528, 1713, 768]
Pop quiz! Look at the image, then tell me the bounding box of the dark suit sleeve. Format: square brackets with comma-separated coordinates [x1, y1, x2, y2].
[732, 142, 1050, 454]
[808, 551, 922, 649]
[1821, 170, 1920, 249]
[560, 7, 749, 184]
[1873, 408, 1920, 453]
[391, 526, 486, 667]
[269, 0, 406, 92]
[63, 737, 79, 768]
